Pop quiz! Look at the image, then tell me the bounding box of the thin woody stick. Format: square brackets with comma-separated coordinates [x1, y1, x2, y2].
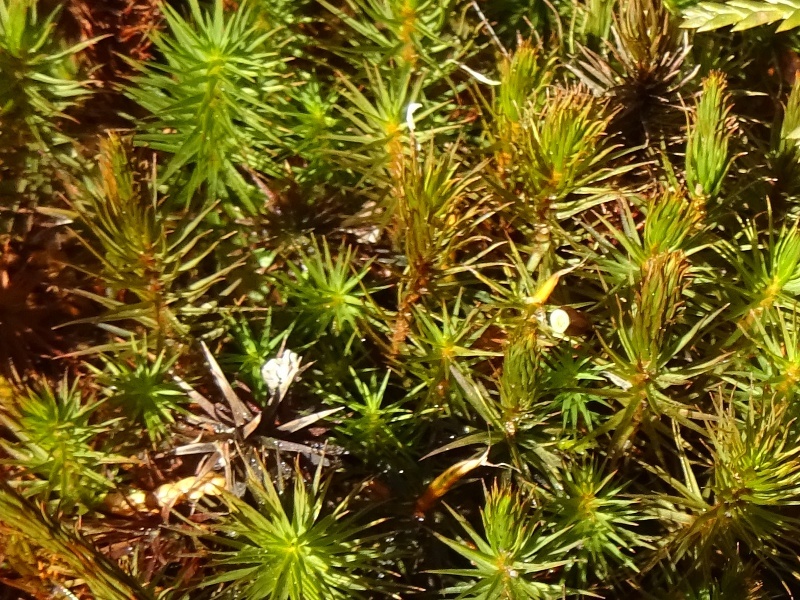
[470, 1, 509, 59]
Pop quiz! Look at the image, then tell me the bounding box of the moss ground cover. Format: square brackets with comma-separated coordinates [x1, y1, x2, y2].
[3, 0, 800, 597]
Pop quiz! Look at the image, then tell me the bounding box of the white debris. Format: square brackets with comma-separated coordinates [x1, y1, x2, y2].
[405, 101, 423, 133]
[261, 349, 302, 402]
[356, 225, 382, 244]
[459, 63, 501, 86]
[603, 370, 633, 391]
[549, 308, 571, 334]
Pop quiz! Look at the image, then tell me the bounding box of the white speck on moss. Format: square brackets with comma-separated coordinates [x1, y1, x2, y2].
[405, 102, 423, 133]
[549, 308, 570, 334]
[261, 350, 302, 399]
[458, 63, 500, 86]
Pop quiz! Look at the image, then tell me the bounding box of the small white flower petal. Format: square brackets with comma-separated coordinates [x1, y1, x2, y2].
[459, 63, 501, 86]
[405, 102, 423, 132]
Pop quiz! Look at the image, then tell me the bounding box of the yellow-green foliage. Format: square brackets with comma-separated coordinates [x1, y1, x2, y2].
[3, 0, 800, 598]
